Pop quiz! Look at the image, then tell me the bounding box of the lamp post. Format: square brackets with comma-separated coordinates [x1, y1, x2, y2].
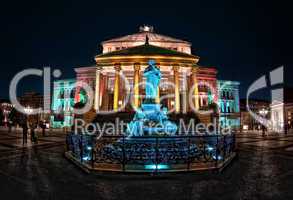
[259, 108, 268, 136]
[24, 106, 33, 129]
[22, 106, 33, 145]
[259, 108, 268, 116]
[24, 106, 33, 115]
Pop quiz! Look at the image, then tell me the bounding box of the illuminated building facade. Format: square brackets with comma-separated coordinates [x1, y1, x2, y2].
[218, 81, 240, 128]
[18, 92, 49, 125]
[51, 79, 76, 128]
[52, 26, 240, 128]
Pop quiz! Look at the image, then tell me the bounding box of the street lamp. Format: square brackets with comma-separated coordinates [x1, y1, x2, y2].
[259, 108, 268, 116]
[259, 108, 268, 136]
[24, 106, 33, 115]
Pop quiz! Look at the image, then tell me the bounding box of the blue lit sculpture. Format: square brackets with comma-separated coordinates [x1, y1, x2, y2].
[127, 60, 177, 136]
[144, 60, 161, 99]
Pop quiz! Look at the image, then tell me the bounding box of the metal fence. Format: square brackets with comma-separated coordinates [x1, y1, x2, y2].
[66, 133, 236, 172]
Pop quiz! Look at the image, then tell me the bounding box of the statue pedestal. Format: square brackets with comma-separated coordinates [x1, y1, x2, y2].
[141, 103, 161, 121]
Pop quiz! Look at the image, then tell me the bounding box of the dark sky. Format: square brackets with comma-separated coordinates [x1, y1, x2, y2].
[0, 0, 292, 99]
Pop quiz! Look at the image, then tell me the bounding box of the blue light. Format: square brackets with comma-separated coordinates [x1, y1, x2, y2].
[144, 164, 169, 170]
[82, 156, 91, 161]
[87, 146, 92, 150]
[212, 155, 223, 160]
[207, 146, 214, 151]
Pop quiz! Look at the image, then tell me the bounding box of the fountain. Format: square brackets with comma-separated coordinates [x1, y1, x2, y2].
[127, 60, 177, 136]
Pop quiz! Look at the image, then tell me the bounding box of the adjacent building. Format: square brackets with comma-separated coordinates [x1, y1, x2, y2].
[240, 99, 270, 131]
[271, 87, 293, 132]
[51, 79, 76, 128]
[218, 81, 240, 129]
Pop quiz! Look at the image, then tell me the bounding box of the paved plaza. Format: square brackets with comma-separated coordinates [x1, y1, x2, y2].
[0, 129, 293, 200]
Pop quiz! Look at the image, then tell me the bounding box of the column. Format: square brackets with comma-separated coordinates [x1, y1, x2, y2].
[156, 63, 161, 104]
[74, 85, 81, 103]
[94, 66, 102, 111]
[200, 96, 204, 107]
[113, 63, 121, 111]
[173, 65, 180, 113]
[102, 75, 109, 110]
[181, 69, 188, 113]
[133, 63, 140, 108]
[192, 67, 200, 110]
[212, 81, 218, 104]
[234, 88, 240, 112]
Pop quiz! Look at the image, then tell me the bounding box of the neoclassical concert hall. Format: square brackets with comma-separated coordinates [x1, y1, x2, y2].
[51, 25, 240, 128]
[76, 25, 220, 112]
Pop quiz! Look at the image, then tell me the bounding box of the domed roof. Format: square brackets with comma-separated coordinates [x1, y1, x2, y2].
[101, 25, 190, 45]
[95, 43, 198, 59]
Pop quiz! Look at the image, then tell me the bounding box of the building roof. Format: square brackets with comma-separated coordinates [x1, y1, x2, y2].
[95, 44, 198, 59]
[101, 26, 190, 45]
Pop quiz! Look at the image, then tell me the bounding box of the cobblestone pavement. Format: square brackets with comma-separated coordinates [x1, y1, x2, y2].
[0, 129, 293, 200]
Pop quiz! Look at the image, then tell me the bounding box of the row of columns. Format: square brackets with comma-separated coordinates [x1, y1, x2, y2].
[94, 63, 201, 112]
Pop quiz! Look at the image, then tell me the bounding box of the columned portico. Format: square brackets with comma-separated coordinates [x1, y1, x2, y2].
[76, 64, 219, 114]
[93, 43, 208, 113]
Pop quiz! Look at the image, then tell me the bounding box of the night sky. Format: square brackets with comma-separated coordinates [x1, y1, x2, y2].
[0, 0, 292, 100]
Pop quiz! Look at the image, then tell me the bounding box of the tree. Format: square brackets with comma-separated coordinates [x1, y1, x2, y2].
[0, 109, 4, 125]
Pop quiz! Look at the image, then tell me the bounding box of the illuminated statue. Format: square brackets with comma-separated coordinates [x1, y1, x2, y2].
[127, 60, 177, 136]
[144, 60, 161, 100]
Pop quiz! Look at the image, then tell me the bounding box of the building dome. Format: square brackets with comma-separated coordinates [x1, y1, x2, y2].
[101, 25, 192, 54]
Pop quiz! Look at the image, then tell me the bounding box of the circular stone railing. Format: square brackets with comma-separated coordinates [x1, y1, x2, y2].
[65, 134, 236, 173]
